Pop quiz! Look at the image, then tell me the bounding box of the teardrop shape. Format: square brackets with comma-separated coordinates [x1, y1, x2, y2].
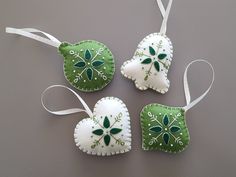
[74, 61, 86, 68]
[149, 126, 162, 133]
[170, 126, 180, 133]
[110, 128, 122, 135]
[163, 115, 169, 126]
[92, 60, 104, 67]
[141, 58, 152, 64]
[86, 68, 93, 80]
[104, 135, 111, 146]
[158, 53, 167, 60]
[85, 49, 92, 60]
[154, 61, 160, 72]
[92, 129, 104, 136]
[163, 133, 170, 145]
[149, 46, 156, 56]
[103, 116, 110, 128]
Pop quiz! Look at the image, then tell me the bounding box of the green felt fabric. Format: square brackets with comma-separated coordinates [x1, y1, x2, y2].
[140, 104, 190, 153]
[59, 40, 115, 92]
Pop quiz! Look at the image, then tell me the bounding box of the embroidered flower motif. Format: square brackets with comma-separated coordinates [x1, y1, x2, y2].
[74, 49, 104, 81]
[91, 116, 124, 148]
[140, 41, 167, 81]
[149, 114, 180, 145]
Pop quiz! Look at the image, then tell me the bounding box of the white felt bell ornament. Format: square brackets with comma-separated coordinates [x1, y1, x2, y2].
[121, 0, 173, 94]
[41, 85, 132, 156]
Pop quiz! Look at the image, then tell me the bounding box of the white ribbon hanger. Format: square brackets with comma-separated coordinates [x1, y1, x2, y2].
[156, 0, 173, 34]
[182, 60, 215, 111]
[6, 27, 61, 48]
[41, 85, 93, 117]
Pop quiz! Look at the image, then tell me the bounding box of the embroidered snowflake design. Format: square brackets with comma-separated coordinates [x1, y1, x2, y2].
[148, 114, 183, 146]
[139, 41, 167, 81]
[91, 114, 125, 149]
[73, 48, 107, 82]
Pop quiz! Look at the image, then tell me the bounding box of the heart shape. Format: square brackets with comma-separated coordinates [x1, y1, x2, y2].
[74, 97, 131, 156]
[121, 33, 173, 94]
[59, 40, 115, 92]
[140, 104, 190, 153]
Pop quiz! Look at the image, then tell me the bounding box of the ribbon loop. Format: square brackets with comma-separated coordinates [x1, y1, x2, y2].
[41, 85, 93, 117]
[6, 27, 61, 48]
[183, 60, 215, 111]
[156, 0, 173, 34]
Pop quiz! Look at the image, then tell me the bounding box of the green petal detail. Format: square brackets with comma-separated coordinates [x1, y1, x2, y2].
[149, 126, 162, 133]
[74, 61, 86, 68]
[163, 115, 169, 126]
[85, 49, 92, 60]
[149, 46, 156, 56]
[141, 58, 152, 64]
[92, 129, 104, 136]
[103, 116, 110, 128]
[86, 68, 93, 80]
[104, 135, 111, 146]
[110, 128, 122, 135]
[170, 126, 181, 133]
[154, 61, 160, 72]
[163, 133, 170, 145]
[158, 53, 167, 60]
[92, 60, 104, 67]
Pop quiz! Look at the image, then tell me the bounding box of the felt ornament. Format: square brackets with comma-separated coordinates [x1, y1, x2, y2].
[5, 28, 115, 92]
[140, 60, 215, 153]
[121, 0, 173, 94]
[41, 85, 131, 156]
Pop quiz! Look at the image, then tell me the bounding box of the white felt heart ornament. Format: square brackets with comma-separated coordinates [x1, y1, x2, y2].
[41, 85, 131, 156]
[121, 33, 173, 93]
[121, 0, 173, 94]
[74, 97, 131, 155]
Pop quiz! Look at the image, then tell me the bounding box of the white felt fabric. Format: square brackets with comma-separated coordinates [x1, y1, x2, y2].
[74, 97, 131, 156]
[121, 33, 173, 94]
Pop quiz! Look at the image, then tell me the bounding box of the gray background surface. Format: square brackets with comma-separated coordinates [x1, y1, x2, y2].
[0, 0, 235, 177]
